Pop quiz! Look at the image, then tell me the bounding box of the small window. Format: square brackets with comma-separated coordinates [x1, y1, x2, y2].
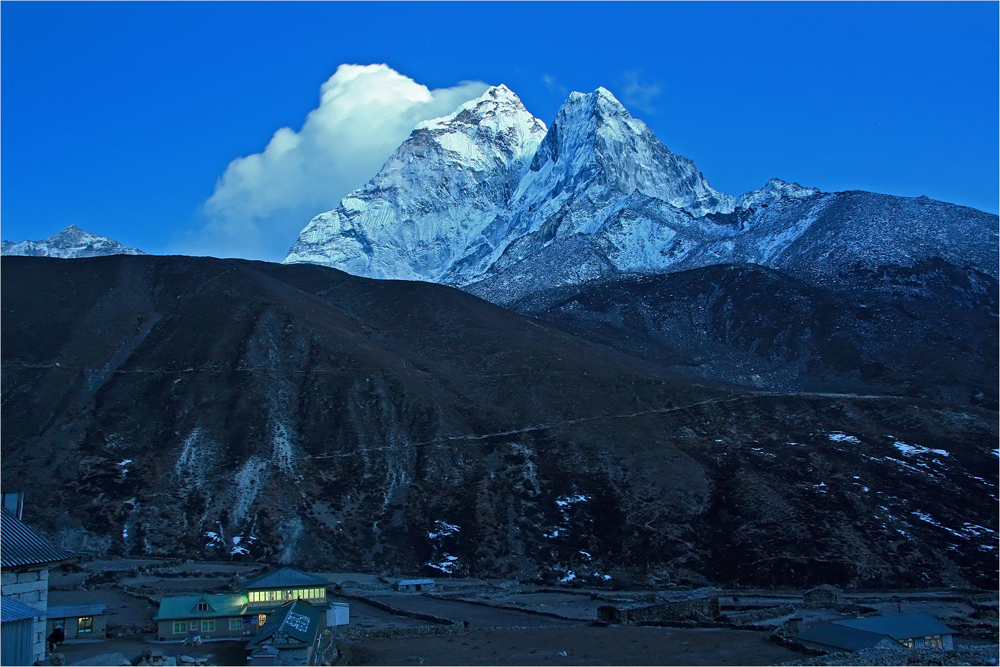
[173, 621, 187, 634]
[78, 617, 93, 634]
[267, 590, 274, 601]
[201, 620, 215, 632]
[198, 602, 208, 611]
[230, 618, 242, 630]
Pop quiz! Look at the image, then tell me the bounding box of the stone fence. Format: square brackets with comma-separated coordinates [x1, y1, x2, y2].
[338, 592, 458, 626]
[426, 594, 580, 621]
[345, 624, 469, 641]
[723, 604, 797, 625]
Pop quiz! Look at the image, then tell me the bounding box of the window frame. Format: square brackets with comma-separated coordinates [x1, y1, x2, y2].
[229, 618, 243, 631]
[201, 619, 215, 632]
[173, 621, 187, 634]
[78, 617, 93, 634]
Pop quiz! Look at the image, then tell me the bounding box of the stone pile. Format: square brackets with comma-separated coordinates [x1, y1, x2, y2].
[134, 650, 216, 666]
[782, 645, 1000, 666]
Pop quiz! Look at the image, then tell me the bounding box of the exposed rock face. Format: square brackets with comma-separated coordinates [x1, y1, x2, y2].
[1, 225, 145, 258]
[2, 255, 996, 588]
[283, 85, 997, 314]
[285, 85, 547, 282]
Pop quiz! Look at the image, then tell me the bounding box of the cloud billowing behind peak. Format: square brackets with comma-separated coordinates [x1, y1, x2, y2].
[178, 64, 489, 261]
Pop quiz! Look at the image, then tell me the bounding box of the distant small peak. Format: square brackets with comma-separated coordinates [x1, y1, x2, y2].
[738, 178, 820, 210]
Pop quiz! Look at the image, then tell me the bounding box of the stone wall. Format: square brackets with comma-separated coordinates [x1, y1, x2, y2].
[725, 604, 797, 625]
[345, 624, 469, 641]
[1, 565, 51, 663]
[597, 596, 720, 624]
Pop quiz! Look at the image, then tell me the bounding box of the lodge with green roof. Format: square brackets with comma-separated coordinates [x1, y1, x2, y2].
[153, 567, 331, 642]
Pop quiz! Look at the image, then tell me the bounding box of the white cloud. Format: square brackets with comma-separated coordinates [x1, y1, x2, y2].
[177, 64, 489, 261]
[620, 70, 663, 115]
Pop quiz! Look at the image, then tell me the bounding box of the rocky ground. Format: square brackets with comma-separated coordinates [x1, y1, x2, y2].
[3, 256, 997, 589]
[782, 644, 999, 666]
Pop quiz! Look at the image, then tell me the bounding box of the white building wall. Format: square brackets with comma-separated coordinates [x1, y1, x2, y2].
[2, 566, 50, 663]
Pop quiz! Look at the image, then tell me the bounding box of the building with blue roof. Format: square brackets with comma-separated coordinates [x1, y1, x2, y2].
[2, 596, 46, 665]
[795, 612, 956, 653]
[1, 507, 74, 664]
[46, 602, 108, 640]
[247, 599, 322, 666]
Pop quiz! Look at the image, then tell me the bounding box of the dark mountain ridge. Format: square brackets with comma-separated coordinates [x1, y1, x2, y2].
[2, 255, 996, 588]
[515, 258, 999, 409]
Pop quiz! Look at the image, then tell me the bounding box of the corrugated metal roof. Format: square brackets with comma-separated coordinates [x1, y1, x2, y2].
[1, 509, 73, 569]
[247, 599, 320, 649]
[1, 597, 44, 623]
[244, 567, 329, 590]
[47, 604, 107, 619]
[796, 623, 892, 651]
[834, 612, 955, 640]
[153, 594, 247, 621]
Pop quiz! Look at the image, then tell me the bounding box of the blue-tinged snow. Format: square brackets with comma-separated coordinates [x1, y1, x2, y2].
[284, 82, 999, 307]
[2, 225, 145, 258]
[285, 85, 547, 281]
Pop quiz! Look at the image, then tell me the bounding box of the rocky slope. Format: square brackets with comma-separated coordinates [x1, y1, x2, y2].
[2, 255, 996, 588]
[513, 259, 999, 408]
[2, 225, 145, 258]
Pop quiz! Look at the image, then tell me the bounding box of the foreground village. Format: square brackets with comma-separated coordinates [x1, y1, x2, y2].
[1, 495, 997, 666]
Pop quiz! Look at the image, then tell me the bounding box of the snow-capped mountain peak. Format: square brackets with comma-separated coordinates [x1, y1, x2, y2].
[284, 84, 548, 280]
[280, 84, 998, 309]
[737, 178, 820, 210]
[1, 225, 145, 258]
[285, 84, 739, 289]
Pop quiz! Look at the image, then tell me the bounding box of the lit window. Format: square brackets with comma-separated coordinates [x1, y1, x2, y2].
[201, 620, 215, 632]
[78, 617, 93, 634]
[230, 618, 242, 630]
[173, 621, 187, 634]
[267, 590, 274, 601]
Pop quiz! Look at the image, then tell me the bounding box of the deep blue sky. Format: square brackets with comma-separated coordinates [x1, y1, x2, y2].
[3, 1, 997, 257]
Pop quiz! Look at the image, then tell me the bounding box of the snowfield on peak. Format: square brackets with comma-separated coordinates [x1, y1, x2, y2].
[1, 225, 145, 259]
[284, 85, 546, 282]
[284, 84, 998, 306]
